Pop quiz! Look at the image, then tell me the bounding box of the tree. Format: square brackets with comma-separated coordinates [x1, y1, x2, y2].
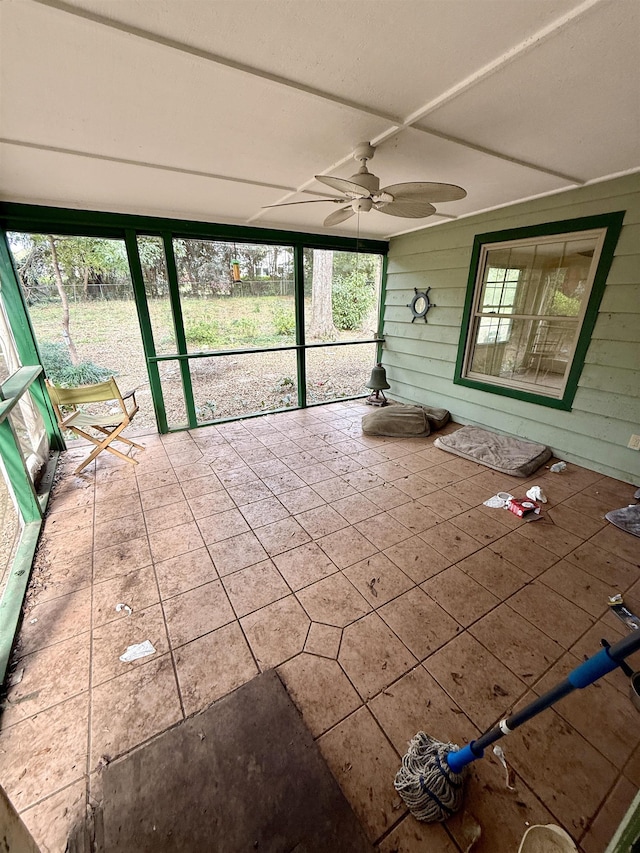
[308, 249, 336, 340]
[48, 235, 80, 365]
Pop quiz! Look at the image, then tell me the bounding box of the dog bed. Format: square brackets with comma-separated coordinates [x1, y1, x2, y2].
[434, 425, 552, 477]
[362, 403, 450, 437]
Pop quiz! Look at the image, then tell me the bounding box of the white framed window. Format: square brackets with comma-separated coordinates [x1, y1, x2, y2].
[454, 213, 625, 409]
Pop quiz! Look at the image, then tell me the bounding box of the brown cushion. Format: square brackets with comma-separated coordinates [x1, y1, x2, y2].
[362, 405, 430, 437]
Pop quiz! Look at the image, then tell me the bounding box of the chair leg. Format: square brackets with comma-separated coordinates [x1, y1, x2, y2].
[73, 424, 143, 474]
[93, 425, 144, 450]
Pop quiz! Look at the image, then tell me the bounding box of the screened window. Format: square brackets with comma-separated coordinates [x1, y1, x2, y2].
[455, 213, 624, 409]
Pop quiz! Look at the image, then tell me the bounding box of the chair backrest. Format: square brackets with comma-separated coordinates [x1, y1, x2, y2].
[45, 377, 124, 408]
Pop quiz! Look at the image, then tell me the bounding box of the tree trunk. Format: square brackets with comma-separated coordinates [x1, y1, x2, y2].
[83, 267, 89, 299]
[308, 250, 336, 340]
[48, 235, 80, 365]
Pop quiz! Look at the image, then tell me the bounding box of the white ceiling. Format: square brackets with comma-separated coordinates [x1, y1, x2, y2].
[1, 0, 638, 240]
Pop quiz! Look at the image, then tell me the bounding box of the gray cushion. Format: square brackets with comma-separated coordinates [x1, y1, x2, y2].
[362, 405, 430, 437]
[434, 425, 552, 477]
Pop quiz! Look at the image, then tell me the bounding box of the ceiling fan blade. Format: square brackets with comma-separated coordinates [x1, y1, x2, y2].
[374, 200, 436, 218]
[378, 181, 467, 202]
[262, 198, 344, 209]
[315, 175, 371, 197]
[324, 206, 355, 227]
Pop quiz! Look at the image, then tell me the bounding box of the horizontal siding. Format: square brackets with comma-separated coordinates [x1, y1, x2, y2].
[384, 174, 640, 483]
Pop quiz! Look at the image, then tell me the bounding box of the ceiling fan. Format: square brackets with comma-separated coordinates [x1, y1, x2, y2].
[264, 142, 466, 227]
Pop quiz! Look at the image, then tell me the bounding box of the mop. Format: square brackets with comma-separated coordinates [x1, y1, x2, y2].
[394, 628, 640, 822]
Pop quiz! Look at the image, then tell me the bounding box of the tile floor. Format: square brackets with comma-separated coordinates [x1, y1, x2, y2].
[1, 401, 639, 852]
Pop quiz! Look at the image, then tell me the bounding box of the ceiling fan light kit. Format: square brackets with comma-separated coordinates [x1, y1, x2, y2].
[264, 142, 466, 227]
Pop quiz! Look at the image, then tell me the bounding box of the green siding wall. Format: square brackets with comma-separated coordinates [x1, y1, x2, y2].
[384, 174, 640, 484]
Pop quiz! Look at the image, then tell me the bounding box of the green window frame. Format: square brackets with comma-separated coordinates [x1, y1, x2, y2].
[454, 211, 625, 410]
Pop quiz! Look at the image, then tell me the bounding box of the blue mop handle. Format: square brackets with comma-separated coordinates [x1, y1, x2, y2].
[447, 628, 640, 775]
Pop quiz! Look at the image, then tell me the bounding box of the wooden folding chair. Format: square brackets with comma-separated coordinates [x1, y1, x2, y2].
[45, 377, 144, 474]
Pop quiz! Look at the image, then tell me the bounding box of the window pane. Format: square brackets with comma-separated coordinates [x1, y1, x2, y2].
[173, 239, 295, 353]
[469, 317, 579, 394]
[190, 351, 298, 422]
[305, 343, 376, 405]
[137, 236, 176, 355]
[303, 249, 382, 342]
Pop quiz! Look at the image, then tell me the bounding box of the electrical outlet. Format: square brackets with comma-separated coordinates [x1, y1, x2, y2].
[628, 434, 640, 451]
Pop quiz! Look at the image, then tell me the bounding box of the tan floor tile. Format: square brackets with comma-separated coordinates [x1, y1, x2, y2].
[385, 499, 440, 535]
[342, 469, 385, 491]
[222, 559, 290, 617]
[310, 476, 357, 502]
[277, 485, 325, 514]
[514, 518, 583, 558]
[196, 508, 250, 545]
[469, 603, 563, 685]
[339, 612, 417, 700]
[447, 759, 559, 853]
[154, 547, 217, 599]
[179, 474, 225, 499]
[92, 535, 152, 583]
[0, 693, 89, 810]
[421, 566, 500, 627]
[139, 482, 184, 511]
[296, 573, 371, 628]
[369, 665, 478, 754]
[277, 653, 361, 737]
[590, 523, 640, 566]
[369, 460, 410, 482]
[163, 579, 235, 647]
[591, 475, 639, 504]
[294, 504, 349, 538]
[92, 603, 169, 686]
[43, 505, 94, 538]
[174, 621, 258, 716]
[533, 651, 640, 769]
[449, 507, 512, 545]
[90, 654, 182, 769]
[238, 496, 289, 528]
[344, 553, 413, 608]
[226, 480, 273, 505]
[442, 478, 489, 507]
[393, 473, 440, 499]
[207, 531, 268, 576]
[94, 477, 139, 504]
[383, 536, 452, 583]
[564, 540, 639, 589]
[17, 587, 91, 656]
[94, 493, 143, 525]
[330, 492, 379, 524]
[2, 633, 90, 725]
[418, 489, 474, 519]
[135, 466, 178, 493]
[21, 778, 88, 853]
[304, 622, 342, 658]
[624, 743, 640, 788]
[506, 703, 617, 836]
[172, 460, 214, 482]
[425, 632, 527, 730]
[250, 457, 289, 478]
[455, 549, 529, 599]
[143, 500, 194, 534]
[421, 463, 470, 488]
[165, 444, 203, 466]
[148, 520, 205, 563]
[546, 503, 607, 539]
[419, 521, 482, 562]
[324, 455, 364, 476]
[187, 489, 236, 519]
[366, 482, 412, 510]
[318, 706, 406, 843]
[378, 815, 459, 853]
[262, 471, 307, 494]
[47, 484, 94, 513]
[241, 594, 310, 670]
[354, 512, 412, 550]
[253, 516, 311, 556]
[476, 500, 526, 530]
[538, 559, 613, 617]
[581, 775, 637, 853]
[507, 582, 593, 648]
[272, 542, 338, 591]
[93, 511, 146, 552]
[349, 449, 387, 467]
[562, 489, 621, 521]
[41, 525, 93, 563]
[92, 565, 159, 626]
[31, 551, 93, 603]
[379, 587, 461, 660]
[487, 531, 558, 577]
[316, 526, 377, 569]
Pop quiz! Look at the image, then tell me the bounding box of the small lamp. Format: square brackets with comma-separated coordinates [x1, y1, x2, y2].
[366, 363, 390, 406]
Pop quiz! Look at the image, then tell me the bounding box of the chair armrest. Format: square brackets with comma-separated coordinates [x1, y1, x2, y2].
[122, 389, 136, 403]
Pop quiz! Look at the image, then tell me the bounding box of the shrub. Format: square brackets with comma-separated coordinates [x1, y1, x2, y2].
[184, 318, 220, 347]
[39, 341, 115, 386]
[332, 272, 375, 331]
[272, 304, 295, 336]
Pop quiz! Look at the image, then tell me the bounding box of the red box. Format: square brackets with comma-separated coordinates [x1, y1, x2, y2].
[507, 498, 539, 517]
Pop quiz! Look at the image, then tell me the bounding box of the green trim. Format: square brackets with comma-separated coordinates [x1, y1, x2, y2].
[605, 790, 640, 852]
[163, 235, 197, 429]
[0, 418, 41, 522]
[294, 246, 306, 409]
[453, 211, 626, 410]
[377, 254, 388, 363]
[0, 234, 64, 450]
[148, 338, 379, 362]
[0, 452, 58, 686]
[0, 202, 388, 255]
[124, 230, 168, 433]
